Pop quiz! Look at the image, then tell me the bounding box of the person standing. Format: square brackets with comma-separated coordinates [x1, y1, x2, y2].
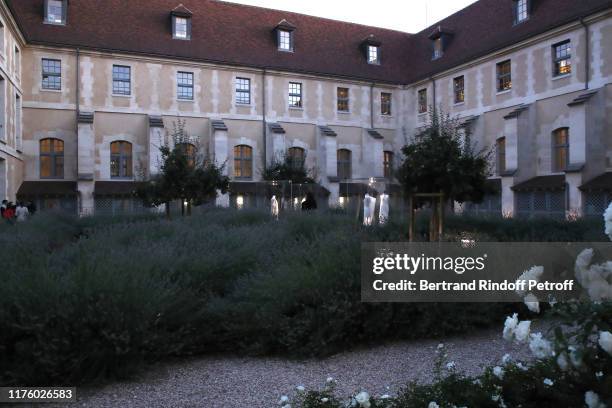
[15, 202, 29, 222]
[301, 192, 317, 211]
[0, 200, 7, 219]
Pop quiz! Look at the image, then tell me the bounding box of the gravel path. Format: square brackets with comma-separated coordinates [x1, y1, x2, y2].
[54, 327, 533, 408]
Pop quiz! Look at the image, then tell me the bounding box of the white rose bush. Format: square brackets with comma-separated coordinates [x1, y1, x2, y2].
[280, 203, 612, 408]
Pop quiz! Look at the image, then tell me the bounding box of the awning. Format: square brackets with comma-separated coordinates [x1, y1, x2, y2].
[511, 175, 566, 192]
[17, 181, 78, 197]
[229, 182, 330, 196]
[94, 181, 147, 197]
[339, 182, 378, 197]
[579, 172, 612, 192]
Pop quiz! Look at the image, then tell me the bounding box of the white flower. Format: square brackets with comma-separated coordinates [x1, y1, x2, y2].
[529, 333, 553, 359]
[543, 378, 554, 386]
[524, 293, 540, 313]
[380, 395, 391, 399]
[557, 352, 570, 371]
[503, 313, 519, 341]
[296, 385, 305, 392]
[355, 391, 370, 407]
[281, 405, 291, 408]
[321, 397, 329, 403]
[516, 266, 544, 296]
[493, 366, 505, 379]
[326, 376, 334, 383]
[569, 346, 583, 368]
[279, 395, 289, 404]
[604, 202, 612, 241]
[502, 354, 512, 364]
[585, 391, 606, 408]
[515, 320, 531, 342]
[446, 361, 456, 370]
[574, 249, 612, 301]
[598, 331, 612, 356]
[516, 362, 528, 371]
[596, 371, 603, 379]
[437, 343, 445, 350]
[428, 402, 440, 408]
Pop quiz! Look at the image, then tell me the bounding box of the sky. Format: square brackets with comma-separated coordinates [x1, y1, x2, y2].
[224, 0, 479, 33]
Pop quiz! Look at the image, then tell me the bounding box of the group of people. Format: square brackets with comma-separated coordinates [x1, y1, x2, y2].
[1, 200, 35, 223]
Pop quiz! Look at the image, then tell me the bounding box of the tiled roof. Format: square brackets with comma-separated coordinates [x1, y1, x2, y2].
[6, 0, 611, 85]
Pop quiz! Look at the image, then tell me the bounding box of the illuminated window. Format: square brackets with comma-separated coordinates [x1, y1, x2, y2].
[177, 71, 194, 100]
[496, 60, 512, 92]
[110, 141, 133, 178]
[337, 87, 349, 112]
[553, 128, 569, 172]
[454, 76, 465, 104]
[381, 92, 392, 116]
[40, 138, 64, 179]
[337, 149, 352, 180]
[553, 40, 572, 77]
[418, 89, 428, 113]
[234, 145, 253, 179]
[289, 82, 302, 108]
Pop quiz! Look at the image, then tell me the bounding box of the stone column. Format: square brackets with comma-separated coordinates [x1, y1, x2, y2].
[77, 111, 95, 216]
[210, 120, 230, 207]
[317, 126, 339, 207]
[364, 129, 384, 178]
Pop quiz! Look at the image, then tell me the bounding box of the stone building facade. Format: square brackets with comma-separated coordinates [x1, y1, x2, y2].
[1, 0, 611, 217]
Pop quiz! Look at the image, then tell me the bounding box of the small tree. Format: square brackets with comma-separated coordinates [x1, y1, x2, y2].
[398, 109, 492, 239]
[262, 150, 315, 184]
[137, 121, 229, 218]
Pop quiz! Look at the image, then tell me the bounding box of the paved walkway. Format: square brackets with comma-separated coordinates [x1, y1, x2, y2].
[57, 327, 532, 408]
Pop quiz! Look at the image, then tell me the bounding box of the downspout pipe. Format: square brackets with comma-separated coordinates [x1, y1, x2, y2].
[370, 83, 374, 129]
[76, 48, 81, 213]
[262, 68, 267, 170]
[579, 18, 590, 90]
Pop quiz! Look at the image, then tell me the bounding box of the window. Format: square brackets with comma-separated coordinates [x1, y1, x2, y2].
[553, 128, 569, 172]
[368, 45, 380, 64]
[40, 138, 64, 179]
[110, 141, 133, 178]
[236, 77, 251, 105]
[178, 143, 196, 168]
[384, 151, 394, 179]
[14, 47, 19, 75]
[289, 82, 302, 108]
[496, 60, 512, 92]
[553, 40, 572, 77]
[514, 0, 529, 24]
[278, 30, 293, 51]
[337, 87, 349, 112]
[496, 137, 506, 175]
[112, 65, 131, 96]
[337, 149, 352, 180]
[454, 76, 465, 104]
[234, 145, 253, 179]
[45, 0, 65, 24]
[177, 71, 194, 100]
[381, 92, 392, 116]
[418, 89, 427, 114]
[42, 58, 61, 90]
[15, 95, 21, 151]
[173, 16, 191, 40]
[433, 38, 443, 60]
[288, 147, 305, 169]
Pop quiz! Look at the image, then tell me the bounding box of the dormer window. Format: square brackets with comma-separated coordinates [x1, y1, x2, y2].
[44, 0, 66, 25]
[428, 26, 453, 60]
[514, 0, 529, 24]
[361, 35, 382, 65]
[171, 4, 192, 40]
[274, 20, 296, 52]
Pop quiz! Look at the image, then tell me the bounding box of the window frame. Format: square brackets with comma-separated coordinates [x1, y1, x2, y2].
[112, 65, 131, 96]
[418, 89, 428, 114]
[235, 77, 251, 105]
[288, 82, 302, 109]
[287, 147, 306, 170]
[552, 40, 572, 77]
[514, 0, 529, 25]
[337, 87, 349, 112]
[496, 137, 506, 176]
[381, 92, 392, 116]
[496, 60, 512, 92]
[177, 71, 194, 100]
[453, 76, 465, 104]
[337, 149, 352, 180]
[173, 16, 191, 40]
[234, 145, 253, 180]
[110, 141, 133, 179]
[44, 0, 67, 25]
[552, 128, 570, 173]
[39, 138, 64, 179]
[41, 58, 61, 91]
[367, 45, 380, 65]
[278, 30, 293, 52]
[432, 38, 443, 60]
[383, 151, 394, 179]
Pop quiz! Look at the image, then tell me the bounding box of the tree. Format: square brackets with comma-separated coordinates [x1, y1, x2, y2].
[398, 109, 492, 205]
[262, 150, 315, 184]
[137, 121, 229, 218]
